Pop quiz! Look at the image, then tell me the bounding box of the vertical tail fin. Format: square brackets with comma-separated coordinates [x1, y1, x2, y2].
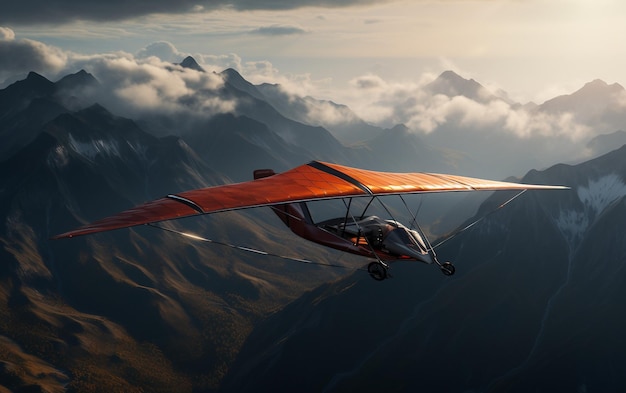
[253, 169, 276, 180]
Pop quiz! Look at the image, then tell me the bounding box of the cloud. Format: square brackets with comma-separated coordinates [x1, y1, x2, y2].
[136, 41, 187, 62]
[78, 54, 234, 119]
[404, 92, 592, 141]
[250, 25, 307, 36]
[302, 99, 370, 129]
[343, 71, 596, 142]
[0, 27, 15, 40]
[0, 27, 67, 81]
[352, 74, 387, 89]
[0, 35, 236, 119]
[339, 75, 597, 175]
[1, 0, 396, 25]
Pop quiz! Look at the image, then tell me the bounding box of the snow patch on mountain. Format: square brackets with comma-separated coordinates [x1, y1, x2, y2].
[68, 133, 121, 160]
[124, 140, 149, 162]
[556, 209, 589, 249]
[577, 173, 626, 215]
[557, 174, 626, 249]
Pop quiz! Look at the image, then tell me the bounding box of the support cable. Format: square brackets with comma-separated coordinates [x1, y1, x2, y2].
[432, 189, 527, 249]
[146, 223, 365, 271]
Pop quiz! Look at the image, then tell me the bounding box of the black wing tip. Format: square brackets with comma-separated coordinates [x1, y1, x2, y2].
[166, 194, 205, 214]
[307, 161, 373, 195]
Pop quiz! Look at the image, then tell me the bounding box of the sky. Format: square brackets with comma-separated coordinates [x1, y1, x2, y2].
[1, 0, 625, 127]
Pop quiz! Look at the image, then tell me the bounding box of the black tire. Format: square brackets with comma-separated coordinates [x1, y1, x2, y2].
[441, 262, 456, 276]
[368, 261, 388, 281]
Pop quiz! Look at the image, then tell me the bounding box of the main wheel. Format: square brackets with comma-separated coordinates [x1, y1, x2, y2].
[440, 262, 456, 276]
[368, 261, 388, 281]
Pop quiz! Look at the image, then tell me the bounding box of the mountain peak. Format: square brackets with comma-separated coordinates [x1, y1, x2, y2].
[577, 78, 624, 96]
[56, 69, 99, 90]
[79, 102, 112, 117]
[23, 71, 54, 89]
[388, 123, 410, 134]
[586, 78, 608, 87]
[539, 77, 626, 114]
[218, 68, 267, 100]
[26, 71, 48, 82]
[426, 70, 494, 103]
[179, 56, 204, 72]
[438, 70, 465, 82]
[220, 68, 244, 81]
[3, 71, 55, 97]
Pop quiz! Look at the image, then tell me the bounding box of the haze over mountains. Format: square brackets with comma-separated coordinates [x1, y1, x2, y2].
[1, 57, 626, 391]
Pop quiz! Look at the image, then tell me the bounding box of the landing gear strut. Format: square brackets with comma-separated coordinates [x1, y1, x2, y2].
[367, 261, 389, 281]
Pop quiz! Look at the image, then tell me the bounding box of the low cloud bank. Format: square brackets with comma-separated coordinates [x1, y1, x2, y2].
[348, 72, 596, 141]
[1, 29, 622, 171]
[0, 28, 600, 143]
[0, 27, 68, 80]
[0, 29, 237, 121]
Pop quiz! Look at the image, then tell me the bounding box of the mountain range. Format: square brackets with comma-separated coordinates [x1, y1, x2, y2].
[1, 58, 626, 392]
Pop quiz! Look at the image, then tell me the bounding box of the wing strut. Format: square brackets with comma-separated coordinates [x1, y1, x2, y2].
[396, 194, 449, 273]
[340, 197, 391, 280]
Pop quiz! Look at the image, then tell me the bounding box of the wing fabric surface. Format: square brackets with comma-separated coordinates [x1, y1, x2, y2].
[53, 160, 568, 239]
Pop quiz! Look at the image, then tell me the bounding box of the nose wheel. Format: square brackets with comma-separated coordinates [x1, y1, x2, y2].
[367, 261, 389, 281]
[440, 261, 456, 276]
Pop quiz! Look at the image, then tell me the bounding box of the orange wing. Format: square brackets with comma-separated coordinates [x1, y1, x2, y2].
[52, 160, 568, 239]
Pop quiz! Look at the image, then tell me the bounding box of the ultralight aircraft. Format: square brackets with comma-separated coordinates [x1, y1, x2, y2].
[53, 161, 568, 280]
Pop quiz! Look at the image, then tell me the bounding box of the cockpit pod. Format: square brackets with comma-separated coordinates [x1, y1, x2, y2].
[380, 220, 434, 265]
[325, 215, 434, 264]
[324, 215, 436, 281]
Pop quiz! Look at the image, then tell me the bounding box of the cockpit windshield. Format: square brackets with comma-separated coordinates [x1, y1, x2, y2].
[383, 221, 428, 252]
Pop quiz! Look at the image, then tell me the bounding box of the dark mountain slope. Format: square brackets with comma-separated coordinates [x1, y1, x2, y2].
[361, 124, 466, 173]
[586, 130, 626, 158]
[488, 196, 626, 392]
[222, 181, 570, 392]
[0, 104, 343, 392]
[483, 146, 626, 392]
[181, 113, 313, 182]
[221, 263, 450, 393]
[218, 68, 353, 162]
[255, 82, 384, 144]
[0, 70, 99, 161]
[224, 146, 626, 392]
[0, 72, 55, 118]
[0, 129, 194, 392]
[0, 96, 68, 162]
